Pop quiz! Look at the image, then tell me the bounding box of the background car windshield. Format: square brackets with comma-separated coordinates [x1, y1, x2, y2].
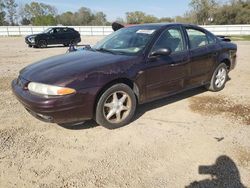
[43, 28, 52, 33]
[93, 26, 158, 55]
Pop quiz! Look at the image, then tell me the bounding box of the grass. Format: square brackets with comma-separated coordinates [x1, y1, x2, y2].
[229, 35, 250, 41]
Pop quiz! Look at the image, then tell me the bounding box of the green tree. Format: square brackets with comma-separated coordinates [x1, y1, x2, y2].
[114, 17, 125, 25]
[74, 7, 93, 25]
[22, 2, 57, 25]
[189, 0, 218, 25]
[0, 0, 5, 25]
[143, 15, 158, 23]
[90, 11, 107, 25]
[56, 7, 108, 26]
[158, 17, 174, 23]
[175, 11, 196, 23]
[56, 11, 74, 25]
[126, 11, 147, 24]
[31, 15, 56, 26]
[18, 4, 29, 25]
[24, 2, 57, 18]
[213, 0, 250, 24]
[4, 0, 17, 25]
[126, 11, 161, 24]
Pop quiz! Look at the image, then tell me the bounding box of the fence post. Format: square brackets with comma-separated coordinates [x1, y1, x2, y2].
[6, 26, 9, 36]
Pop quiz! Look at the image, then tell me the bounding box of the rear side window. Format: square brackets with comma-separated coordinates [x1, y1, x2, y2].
[207, 33, 217, 44]
[152, 27, 185, 53]
[62, 28, 68, 32]
[59, 28, 69, 33]
[69, 28, 75, 33]
[54, 28, 64, 33]
[186, 28, 208, 49]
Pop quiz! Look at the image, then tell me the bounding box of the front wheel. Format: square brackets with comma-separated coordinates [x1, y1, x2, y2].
[206, 63, 228, 92]
[95, 84, 137, 129]
[38, 40, 47, 48]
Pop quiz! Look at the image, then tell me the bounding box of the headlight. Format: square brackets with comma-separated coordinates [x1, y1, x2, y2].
[28, 37, 35, 43]
[28, 82, 76, 96]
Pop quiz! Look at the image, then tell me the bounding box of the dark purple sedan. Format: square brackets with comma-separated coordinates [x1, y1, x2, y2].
[12, 23, 237, 129]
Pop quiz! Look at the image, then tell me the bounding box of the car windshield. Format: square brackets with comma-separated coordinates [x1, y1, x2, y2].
[93, 26, 159, 55]
[43, 28, 52, 33]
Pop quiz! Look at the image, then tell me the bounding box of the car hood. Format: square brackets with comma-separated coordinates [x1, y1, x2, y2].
[20, 50, 137, 87]
[26, 34, 37, 38]
[26, 33, 45, 38]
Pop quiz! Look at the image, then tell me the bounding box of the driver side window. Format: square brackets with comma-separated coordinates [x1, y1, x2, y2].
[152, 28, 184, 53]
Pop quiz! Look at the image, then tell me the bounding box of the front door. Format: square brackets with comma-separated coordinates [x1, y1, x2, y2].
[145, 26, 190, 101]
[47, 28, 58, 45]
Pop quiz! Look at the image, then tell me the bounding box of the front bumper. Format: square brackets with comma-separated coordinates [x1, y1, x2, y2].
[12, 78, 99, 124]
[25, 37, 35, 45]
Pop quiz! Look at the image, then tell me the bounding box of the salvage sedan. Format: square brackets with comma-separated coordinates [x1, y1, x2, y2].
[12, 23, 237, 129]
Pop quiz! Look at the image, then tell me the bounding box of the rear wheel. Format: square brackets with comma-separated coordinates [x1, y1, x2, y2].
[95, 84, 136, 129]
[38, 40, 47, 48]
[70, 39, 78, 45]
[206, 63, 228, 92]
[63, 43, 69, 47]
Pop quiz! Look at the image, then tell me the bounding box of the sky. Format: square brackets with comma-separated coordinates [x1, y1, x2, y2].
[16, 0, 228, 21]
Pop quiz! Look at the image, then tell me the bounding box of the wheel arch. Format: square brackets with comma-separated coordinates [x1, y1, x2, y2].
[93, 78, 139, 115]
[218, 53, 231, 70]
[220, 58, 231, 70]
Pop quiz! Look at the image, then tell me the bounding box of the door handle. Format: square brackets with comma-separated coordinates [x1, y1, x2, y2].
[170, 59, 189, 67]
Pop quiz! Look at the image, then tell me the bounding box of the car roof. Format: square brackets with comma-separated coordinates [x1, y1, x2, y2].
[127, 22, 202, 29]
[49, 27, 74, 29]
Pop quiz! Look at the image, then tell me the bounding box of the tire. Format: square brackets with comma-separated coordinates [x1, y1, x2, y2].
[206, 63, 228, 92]
[28, 44, 32, 48]
[95, 83, 137, 129]
[38, 40, 47, 48]
[70, 39, 77, 45]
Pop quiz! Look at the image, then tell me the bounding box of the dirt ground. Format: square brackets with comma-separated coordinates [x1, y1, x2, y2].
[0, 37, 250, 188]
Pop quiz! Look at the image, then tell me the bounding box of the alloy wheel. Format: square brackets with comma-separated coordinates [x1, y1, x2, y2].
[103, 91, 132, 123]
[215, 67, 227, 88]
[39, 40, 47, 48]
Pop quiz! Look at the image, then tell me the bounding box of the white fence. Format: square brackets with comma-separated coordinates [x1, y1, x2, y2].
[203, 25, 250, 36]
[0, 26, 113, 36]
[0, 25, 250, 36]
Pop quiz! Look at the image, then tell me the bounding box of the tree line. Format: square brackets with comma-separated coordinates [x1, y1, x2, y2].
[0, 0, 249, 26]
[0, 1, 109, 26]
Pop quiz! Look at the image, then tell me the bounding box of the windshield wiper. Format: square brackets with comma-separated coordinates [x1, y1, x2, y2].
[95, 48, 116, 54]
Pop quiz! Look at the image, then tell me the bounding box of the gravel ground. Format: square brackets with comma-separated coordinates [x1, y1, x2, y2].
[0, 37, 249, 188]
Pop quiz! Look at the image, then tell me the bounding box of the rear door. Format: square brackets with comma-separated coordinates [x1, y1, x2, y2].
[144, 26, 190, 101]
[61, 28, 73, 44]
[184, 27, 217, 87]
[55, 28, 68, 44]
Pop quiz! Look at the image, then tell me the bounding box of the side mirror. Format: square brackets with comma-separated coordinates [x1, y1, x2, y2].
[150, 48, 172, 57]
